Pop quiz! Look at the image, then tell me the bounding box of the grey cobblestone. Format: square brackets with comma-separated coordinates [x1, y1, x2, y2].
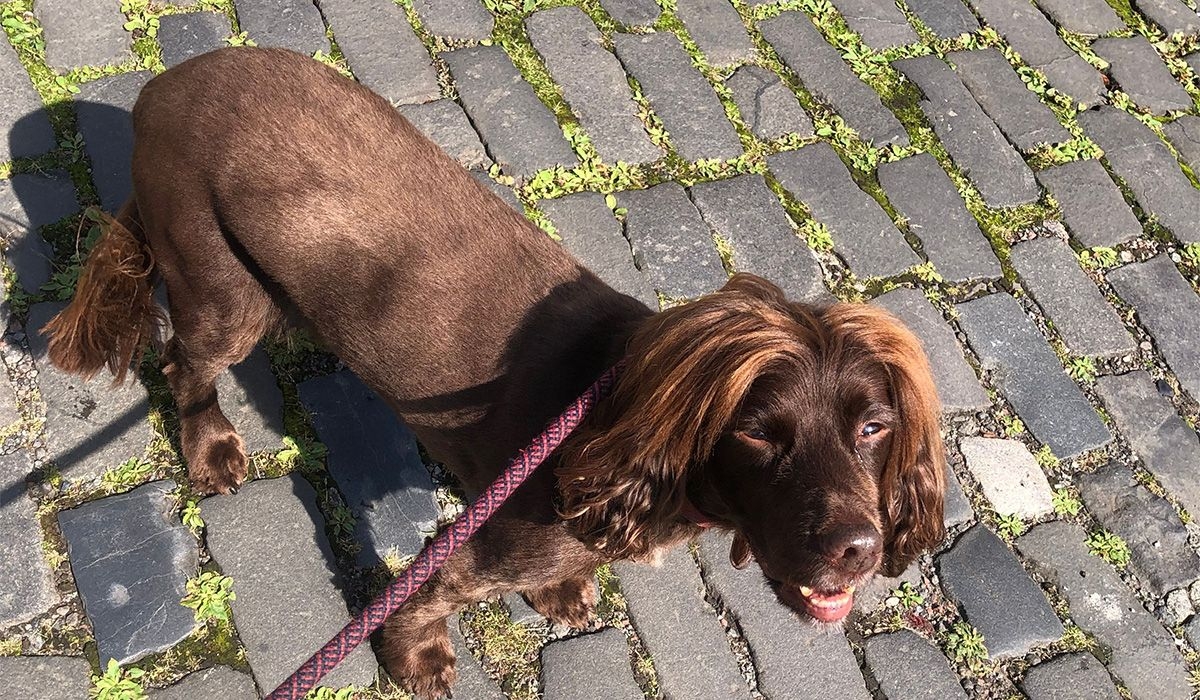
[725, 65, 814, 142]
[0, 171, 78, 295]
[412, 0, 494, 40]
[448, 622, 505, 700]
[76, 71, 151, 213]
[150, 667, 257, 700]
[1, 39, 55, 162]
[960, 437, 1054, 519]
[1033, 0, 1125, 35]
[1094, 37, 1192, 115]
[619, 182, 728, 299]
[1034, 159, 1143, 248]
[399, 99, 490, 170]
[828, 0, 920, 48]
[471, 171, 521, 211]
[34, 0, 130, 71]
[948, 49, 1071, 152]
[0, 451, 55, 629]
[864, 630, 966, 700]
[598, 0, 660, 26]
[157, 12, 231, 70]
[1132, 0, 1200, 36]
[674, 0, 756, 67]
[1164, 114, 1200, 168]
[232, 0, 329, 55]
[943, 462, 976, 528]
[541, 628, 642, 700]
[906, 0, 980, 39]
[0, 657, 92, 700]
[319, 0, 441, 106]
[1019, 653, 1121, 700]
[215, 347, 285, 454]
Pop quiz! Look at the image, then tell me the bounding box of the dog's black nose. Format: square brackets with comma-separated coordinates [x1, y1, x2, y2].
[817, 525, 882, 576]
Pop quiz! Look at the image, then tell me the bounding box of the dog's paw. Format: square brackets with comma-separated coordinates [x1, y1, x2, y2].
[189, 433, 248, 495]
[524, 577, 597, 628]
[381, 637, 457, 700]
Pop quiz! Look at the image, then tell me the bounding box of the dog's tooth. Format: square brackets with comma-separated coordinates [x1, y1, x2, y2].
[799, 586, 813, 597]
[846, 585, 856, 594]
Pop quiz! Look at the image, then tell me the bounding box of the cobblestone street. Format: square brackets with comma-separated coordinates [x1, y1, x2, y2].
[1, 0, 1200, 697]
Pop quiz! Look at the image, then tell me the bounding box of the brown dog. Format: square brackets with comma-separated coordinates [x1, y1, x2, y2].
[44, 47, 946, 697]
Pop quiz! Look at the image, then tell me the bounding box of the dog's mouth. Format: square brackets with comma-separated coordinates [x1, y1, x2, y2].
[777, 583, 857, 623]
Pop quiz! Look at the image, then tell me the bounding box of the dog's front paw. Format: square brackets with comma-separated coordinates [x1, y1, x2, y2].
[188, 433, 248, 495]
[524, 577, 597, 628]
[380, 636, 457, 700]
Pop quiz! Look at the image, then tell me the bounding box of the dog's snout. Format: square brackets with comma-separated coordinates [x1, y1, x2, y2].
[818, 524, 882, 576]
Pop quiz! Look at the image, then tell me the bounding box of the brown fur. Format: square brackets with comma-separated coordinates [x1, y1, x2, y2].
[45, 47, 945, 698]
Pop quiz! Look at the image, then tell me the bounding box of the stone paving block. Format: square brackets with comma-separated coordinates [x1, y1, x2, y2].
[34, 0, 130, 71]
[1009, 236, 1136, 358]
[906, 0, 980, 39]
[449, 622, 505, 699]
[0, 657, 92, 700]
[688, 174, 828, 303]
[955, 293, 1112, 458]
[964, 0, 1105, 106]
[1034, 0, 1126, 35]
[876, 153, 1001, 282]
[541, 628, 641, 700]
[1106, 255, 1200, 400]
[1133, 0, 1200, 36]
[1077, 462, 1199, 596]
[29, 303, 154, 483]
[1095, 371, 1200, 517]
[471, 171, 522, 211]
[0, 172, 78, 295]
[1035, 160, 1143, 248]
[0, 450, 56, 628]
[960, 437, 1054, 519]
[1, 39, 56, 162]
[893, 55, 1039, 208]
[864, 630, 966, 700]
[829, 0, 920, 48]
[854, 562, 920, 613]
[1094, 37, 1192, 114]
[613, 33, 742, 163]
[75, 71, 150, 213]
[151, 666, 258, 699]
[58, 480, 197, 665]
[675, 0, 756, 66]
[444, 46, 577, 180]
[937, 524, 1064, 658]
[158, 12, 230, 69]
[943, 463, 976, 527]
[1164, 114, 1200, 169]
[539, 192, 658, 309]
[527, 8, 661, 166]
[203, 474, 378, 690]
[215, 347, 284, 454]
[298, 370, 438, 568]
[412, 0, 494, 40]
[399, 100, 489, 170]
[1080, 107, 1200, 244]
[318, 0, 441, 106]
[948, 49, 1072, 152]
[615, 550, 747, 699]
[725, 65, 814, 142]
[1189, 50, 1200, 73]
[619, 182, 728, 299]
[1186, 616, 1200, 649]
[1018, 522, 1191, 698]
[1020, 653, 1121, 700]
[770, 143, 919, 279]
[696, 530, 869, 699]
[504, 592, 546, 626]
[761, 11, 908, 146]
[599, 0, 660, 26]
[232, 0, 328, 55]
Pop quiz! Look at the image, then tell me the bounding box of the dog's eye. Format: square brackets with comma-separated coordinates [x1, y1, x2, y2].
[860, 422, 886, 438]
[743, 428, 770, 442]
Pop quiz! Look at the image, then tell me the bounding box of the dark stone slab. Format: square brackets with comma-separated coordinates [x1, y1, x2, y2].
[1165, 114, 1200, 169]
[943, 463, 975, 527]
[231, 0, 328, 55]
[876, 153, 1001, 282]
[907, 0, 980, 39]
[539, 192, 658, 308]
[874, 288, 990, 414]
[614, 550, 746, 700]
[0, 171, 78, 295]
[318, 0, 441, 106]
[1077, 462, 1199, 596]
[526, 7, 661, 165]
[726, 65, 814, 142]
[158, 12, 230, 69]
[963, 0, 1105, 106]
[1, 40, 56, 162]
[444, 46, 577, 181]
[399, 100, 489, 170]
[1095, 371, 1200, 517]
[854, 562, 921, 613]
[152, 666, 257, 700]
[203, 474, 378, 689]
[0, 451, 56, 628]
[599, 0, 660, 26]
[1020, 653, 1121, 700]
[937, 524, 1063, 658]
[769, 143, 919, 278]
[1009, 237, 1135, 358]
[541, 629, 641, 700]
[412, 0, 493, 41]
[75, 71, 150, 213]
[1106, 255, 1200, 400]
[1035, 159, 1142, 248]
[955, 293, 1112, 457]
[865, 630, 966, 700]
[1132, 0, 1200, 36]
[298, 370, 438, 568]
[1034, 0, 1125, 34]
[760, 11, 908, 146]
[696, 530, 869, 699]
[675, 0, 756, 66]
[613, 33, 742, 163]
[1188, 50, 1200, 75]
[471, 171, 522, 212]
[35, 0, 130, 70]
[688, 174, 828, 303]
[948, 49, 1071, 152]
[893, 55, 1038, 208]
[829, 0, 920, 47]
[215, 347, 284, 454]
[1079, 107, 1200, 244]
[1018, 522, 1191, 698]
[503, 592, 546, 626]
[0, 657, 92, 700]
[29, 303, 154, 483]
[619, 183, 728, 299]
[448, 622, 505, 700]
[1094, 37, 1192, 114]
[58, 481, 197, 665]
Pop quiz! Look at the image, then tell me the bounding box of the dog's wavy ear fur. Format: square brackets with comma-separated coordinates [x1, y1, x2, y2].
[556, 274, 802, 561]
[824, 304, 947, 576]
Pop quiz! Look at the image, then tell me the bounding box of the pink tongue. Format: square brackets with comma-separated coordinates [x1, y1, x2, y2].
[801, 590, 854, 623]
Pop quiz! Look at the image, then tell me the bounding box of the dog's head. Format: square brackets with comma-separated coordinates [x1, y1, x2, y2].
[557, 274, 945, 623]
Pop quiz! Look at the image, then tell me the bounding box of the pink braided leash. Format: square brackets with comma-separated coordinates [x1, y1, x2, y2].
[266, 364, 622, 699]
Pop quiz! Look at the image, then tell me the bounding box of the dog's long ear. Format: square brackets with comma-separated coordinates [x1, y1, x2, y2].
[826, 305, 947, 576]
[556, 274, 801, 561]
